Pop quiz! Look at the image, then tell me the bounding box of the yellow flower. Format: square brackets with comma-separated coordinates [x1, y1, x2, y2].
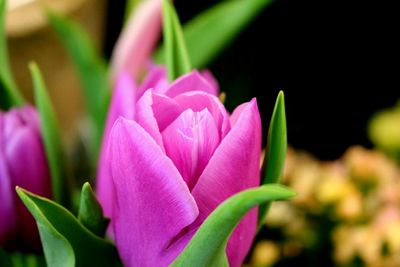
[250, 241, 280, 267]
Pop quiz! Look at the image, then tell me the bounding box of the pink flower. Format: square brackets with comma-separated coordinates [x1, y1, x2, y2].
[98, 68, 261, 266]
[96, 66, 218, 218]
[110, 0, 163, 81]
[0, 106, 51, 251]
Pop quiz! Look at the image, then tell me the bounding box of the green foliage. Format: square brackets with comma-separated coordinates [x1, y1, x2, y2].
[124, 0, 140, 23]
[171, 184, 295, 267]
[30, 63, 71, 206]
[16, 188, 121, 267]
[258, 91, 287, 225]
[47, 12, 110, 166]
[0, 0, 24, 109]
[78, 182, 109, 237]
[154, 0, 274, 69]
[162, 0, 191, 81]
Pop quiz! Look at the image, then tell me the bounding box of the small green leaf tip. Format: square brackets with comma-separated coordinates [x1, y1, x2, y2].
[171, 184, 295, 267]
[78, 182, 109, 237]
[258, 90, 287, 225]
[162, 0, 191, 81]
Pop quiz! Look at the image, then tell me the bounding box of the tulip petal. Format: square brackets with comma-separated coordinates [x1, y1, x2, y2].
[136, 65, 168, 98]
[96, 72, 136, 218]
[0, 156, 16, 246]
[151, 93, 183, 132]
[191, 99, 261, 267]
[174, 92, 231, 138]
[3, 106, 40, 140]
[201, 70, 219, 93]
[0, 113, 17, 246]
[165, 71, 218, 97]
[110, 118, 199, 267]
[110, 0, 162, 80]
[162, 109, 220, 190]
[5, 125, 51, 250]
[135, 90, 165, 150]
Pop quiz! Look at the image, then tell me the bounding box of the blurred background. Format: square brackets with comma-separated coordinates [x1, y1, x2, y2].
[7, 0, 397, 159]
[5, 0, 400, 266]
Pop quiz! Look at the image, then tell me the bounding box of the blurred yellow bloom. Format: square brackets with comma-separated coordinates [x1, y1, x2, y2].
[250, 241, 280, 267]
[249, 146, 400, 267]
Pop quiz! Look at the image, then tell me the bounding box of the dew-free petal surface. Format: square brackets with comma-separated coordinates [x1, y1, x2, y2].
[96, 72, 136, 218]
[165, 71, 218, 98]
[162, 109, 220, 190]
[191, 99, 262, 267]
[110, 118, 199, 267]
[174, 92, 231, 138]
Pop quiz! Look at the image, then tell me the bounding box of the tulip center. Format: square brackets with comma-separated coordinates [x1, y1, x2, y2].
[162, 108, 220, 191]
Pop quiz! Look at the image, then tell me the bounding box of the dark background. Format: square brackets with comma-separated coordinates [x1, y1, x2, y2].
[103, 0, 398, 160]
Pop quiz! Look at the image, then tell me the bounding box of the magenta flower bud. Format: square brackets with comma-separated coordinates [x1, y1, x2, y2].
[0, 106, 52, 251]
[97, 68, 261, 267]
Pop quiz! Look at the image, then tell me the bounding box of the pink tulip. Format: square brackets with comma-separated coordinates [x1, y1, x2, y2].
[96, 65, 218, 218]
[110, 0, 163, 81]
[0, 106, 52, 251]
[101, 69, 261, 267]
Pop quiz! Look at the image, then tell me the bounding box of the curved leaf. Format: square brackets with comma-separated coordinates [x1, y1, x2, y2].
[258, 91, 287, 224]
[154, 0, 274, 69]
[0, 0, 24, 109]
[170, 184, 295, 267]
[29, 63, 70, 206]
[16, 187, 121, 267]
[16, 188, 75, 267]
[163, 0, 191, 81]
[47, 12, 110, 165]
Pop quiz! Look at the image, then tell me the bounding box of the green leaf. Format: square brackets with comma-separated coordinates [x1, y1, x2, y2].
[78, 182, 109, 237]
[10, 253, 46, 267]
[154, 0, 274, 69]
[124, 0, 141, 23]
[162, 0, 191, 81]
[47, 12, 110, 166]
[0, 0, 24, 109]
[16, 187, 121, 267]
[29, 63, 70, 206]
[258, 91, 287, 225]
[170, 184, 295, 267]
[0, 250, 13, 267]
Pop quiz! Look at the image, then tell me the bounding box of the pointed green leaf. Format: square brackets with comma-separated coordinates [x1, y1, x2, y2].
[154, 0, 274, 69]
[163, 0, 191, 81]
[29, 63, 70, 206]
[16, 187, 121, 267]
[0, 0, 24, 109]
[16, 188, 74, 267]
[78, 182, 109, 237]
[170, 184, 295, 267]
[258, 91, 287, 225]
[47, 12, 110, 165]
